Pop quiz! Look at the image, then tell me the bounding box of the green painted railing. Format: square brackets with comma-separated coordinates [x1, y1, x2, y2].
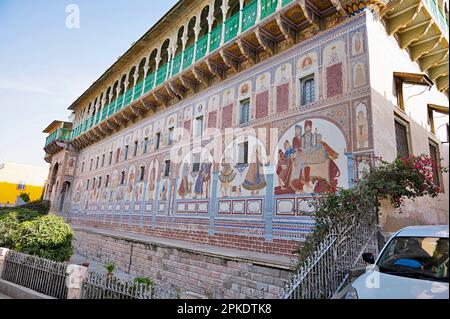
[156, 64, 168, 86]
[423, 0, 449, 37]
[196, 35, 209, 61]
[209, 24, 223, 52]
[133, 80, 144, 100]
[144, 72, 155, 94]
[67, 0, 297, 142]
[183, 44, 195, 70]
[171, 54, 182, 76]
[225, 12, 240, 43]
[46, 128, 72, 146]
[261, 0, 278, 20]
[242, 1, 257, 32]
[124, 89, 134, 107]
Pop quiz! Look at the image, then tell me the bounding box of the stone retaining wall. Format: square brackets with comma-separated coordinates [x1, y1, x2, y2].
[73, 228, 292, 299]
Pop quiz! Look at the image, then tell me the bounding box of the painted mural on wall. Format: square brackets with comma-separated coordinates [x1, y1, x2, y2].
[323, 40, 347, 99]
[176, 149, 213, 200]
[274, 119, 348, 195]
[146, 158, 159, 201]
[218, 136, 268, 198]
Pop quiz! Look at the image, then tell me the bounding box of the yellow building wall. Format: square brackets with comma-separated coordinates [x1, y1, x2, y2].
[0, 182, 44, 205]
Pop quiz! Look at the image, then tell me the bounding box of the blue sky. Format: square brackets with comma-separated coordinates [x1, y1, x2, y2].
[0, 0, 178, 167]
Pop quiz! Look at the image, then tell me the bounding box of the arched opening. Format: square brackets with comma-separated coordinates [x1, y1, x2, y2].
[137, 58, 147, 83]
[175, 26, 185, 57]
[128, 66, 137, 87]
[227, 0, 240, 18]
[49, 163, 59, 198]
[112, 81, 119, 101]
[92, 97, 98, 119]
[159, 39, 171, 67]
[105, 87, 112, 105]
[199, 6, 210, 38]
[186, 17, 197, 48]
[147, 49, 158, 75]
[119, 74, 127, 96]
[58, 181, 71, 214]
[212, 0, 223, 29]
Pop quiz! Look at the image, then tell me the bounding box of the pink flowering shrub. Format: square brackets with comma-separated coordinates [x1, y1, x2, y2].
[364, 155, 446, 210]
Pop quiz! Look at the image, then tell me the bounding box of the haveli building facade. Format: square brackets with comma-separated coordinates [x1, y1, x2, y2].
[43, 0, 449, 256]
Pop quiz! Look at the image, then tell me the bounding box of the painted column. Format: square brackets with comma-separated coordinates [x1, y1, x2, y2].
[114, 86, 121, 113]
[153, 54, 161, 87]
[140, 181, 148, 228]
[180, 25, 188, 69]
[193, 16, 201, 63]
[208, 171, 219, 235]
[256, 0, 262, 23]
[264, 164, 275, 241]
[165, 178, 174, 226]
[206, 3, 215, 54]
[152, 180, 161, 228]
[220, 0, 230, 46]
[345, 152, 354, 189]
[238, 0, 245, 35]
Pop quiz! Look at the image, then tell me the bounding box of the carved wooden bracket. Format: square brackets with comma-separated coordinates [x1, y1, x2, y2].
[255, 28, 276, 54]
[192, 67, 212, 85]
[236, 39, 258, 63]
[167, 82, 186, 101]
[398, 20, 433, 49]
[180, 74, 199, 92]
[140, 100, 157, 113]
[206, 59, 226, 80]
[386, 3, 422, 35]
[220, 50, 239, 72]
[299, 0, 320, 30]
[410, 35, 442, 61]
[153, 91, 170, 108]
[330, 0, 347, 16]
[276, 15, 297, 43]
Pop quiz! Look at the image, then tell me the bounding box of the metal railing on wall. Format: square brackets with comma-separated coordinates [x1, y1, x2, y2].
[81, 270, 179, 299]
[0, 249, 180, 299]
[1, 250, 68, 299]
[281, 214, 379, 299]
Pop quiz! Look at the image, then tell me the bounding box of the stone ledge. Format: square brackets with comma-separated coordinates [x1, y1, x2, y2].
[72, 225, 296, 270]
[0, 279, 56, 300]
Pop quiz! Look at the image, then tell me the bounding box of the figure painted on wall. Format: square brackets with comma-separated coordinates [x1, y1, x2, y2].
[219, 156, 237, 197]
[352, 31, 364, 56]
[356, 156, 371, 180]
[324, 42, 345, 98]
[194, 162, 212, 199]
[126, 168, 135, 201]
[275, 120, 343, 195]
[147, 159, 158, 201]
[160, 181, 168, 201]
[178, 163, 192, 199]
[135, 183, 143, 202]
[302, 57, 313, 71]
[356, 103, 369, 149]
[242, 146, 267, 196]
[353, 63, 366, 88]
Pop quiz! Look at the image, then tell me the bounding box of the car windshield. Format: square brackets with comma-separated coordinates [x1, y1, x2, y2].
[377, 236, 449, 283]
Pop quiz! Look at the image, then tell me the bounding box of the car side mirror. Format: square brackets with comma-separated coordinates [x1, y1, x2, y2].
[362, 253, 375, 264]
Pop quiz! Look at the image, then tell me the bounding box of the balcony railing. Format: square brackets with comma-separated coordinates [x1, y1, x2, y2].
[45, 128, 72, 147]
[63, 0, 301, 143]
[423, 0, 449, 37]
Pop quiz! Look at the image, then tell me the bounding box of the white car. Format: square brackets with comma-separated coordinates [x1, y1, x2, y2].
[345, 225, 449, 299]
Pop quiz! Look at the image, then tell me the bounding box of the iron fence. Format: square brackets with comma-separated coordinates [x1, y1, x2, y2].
[282, 216, 379, 299]
[1, 250, 68, 299]
[81, 270, 179, 299]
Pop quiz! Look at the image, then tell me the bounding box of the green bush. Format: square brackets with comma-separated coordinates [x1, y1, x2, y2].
[0, 213, 20, 248]
[14, 215, 73, 262]
[0, 200, 50, 214]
